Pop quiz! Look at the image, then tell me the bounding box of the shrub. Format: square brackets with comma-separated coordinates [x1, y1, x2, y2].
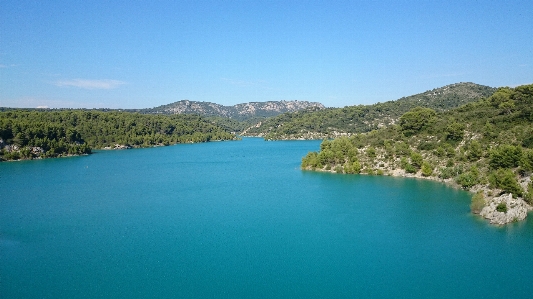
[521, 149, 533, 171]
[410, 152, 423, 169]
[334, 165, 344, 173]
[399, 107, 436, 136]
[439, 167, 454, 179]
[421, 161, 434, 177]
[456, 171, 479, 189]
[524, 182, 533, 205]
[496, 202, 508, 213]
[366, 147, 376, 158]
[489, 145, 522, 169]
[405, 163, 417, 174]
[489, 169, 523, 197]
[470, 191, 485, 214]
[445, 122, 465, 141]
[466, 140, 483, 162]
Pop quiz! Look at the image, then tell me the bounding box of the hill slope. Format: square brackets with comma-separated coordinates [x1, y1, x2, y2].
[140, 100, 325, 121]
[301, 84, 533, 225]
[0, 110, 236, 161]
[245, 82, 496, 139]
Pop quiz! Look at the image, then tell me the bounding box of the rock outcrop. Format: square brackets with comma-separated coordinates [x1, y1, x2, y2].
[142, 100, 325, 121]
[480, 193, 533, 225]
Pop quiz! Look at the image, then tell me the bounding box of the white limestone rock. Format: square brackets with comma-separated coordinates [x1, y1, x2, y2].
[480, 193, 532, 225]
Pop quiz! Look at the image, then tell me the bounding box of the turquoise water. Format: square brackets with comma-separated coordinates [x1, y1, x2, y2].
[1, 138, 533, 298]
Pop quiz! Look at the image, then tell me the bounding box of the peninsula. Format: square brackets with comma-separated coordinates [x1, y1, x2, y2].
[301, 84, 533, 225]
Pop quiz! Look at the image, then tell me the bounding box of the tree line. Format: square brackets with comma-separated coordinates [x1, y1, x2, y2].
[0, 110, 236, 161]
[246, 83, 496, 139]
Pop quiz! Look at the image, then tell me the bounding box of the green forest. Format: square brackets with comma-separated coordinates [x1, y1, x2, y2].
[0, 110, 236, 161]
[246, 82, 495, 139]
[301, 84, 533, 220]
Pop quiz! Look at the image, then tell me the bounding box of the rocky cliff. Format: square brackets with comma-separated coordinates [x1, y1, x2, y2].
[141, 100, 325, 121]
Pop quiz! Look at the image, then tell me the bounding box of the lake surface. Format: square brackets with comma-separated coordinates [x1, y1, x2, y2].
[1, 138, 533, 298]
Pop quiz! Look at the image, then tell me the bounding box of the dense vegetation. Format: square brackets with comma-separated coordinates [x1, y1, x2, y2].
[0, 110, 236, 161]
[301, 84, 533, 217]
[246, 83, 496, 139]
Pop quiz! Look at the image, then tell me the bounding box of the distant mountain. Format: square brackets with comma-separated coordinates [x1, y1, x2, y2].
[244, 82, 497, 139]
[140, 100, 325, 121]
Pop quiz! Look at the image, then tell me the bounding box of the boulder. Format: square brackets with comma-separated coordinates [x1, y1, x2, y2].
[480, 193, 532, 225]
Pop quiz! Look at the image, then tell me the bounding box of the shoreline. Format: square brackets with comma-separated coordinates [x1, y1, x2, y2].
[303, 166, 533, 225]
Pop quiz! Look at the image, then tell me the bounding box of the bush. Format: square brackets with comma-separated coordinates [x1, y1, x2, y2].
[524, 182, 533, 205]
[445, 122, 465, 141]
[410, 152, 423, 169]
[521, 149, 533, 171]
[470, 191, 485, 214]
[456, 171, 479, 189]
[334, 165, 344, 173]
[496, 202, 508, 213]
[421, 161, 433, 177]
[399, 107, 436, 136]
[438, 167, 454, 179]
[466, 140, 483, 162]
[404, 163, 417, 174]
[489, 169, 523, 197]
[489, 145, 522, 169]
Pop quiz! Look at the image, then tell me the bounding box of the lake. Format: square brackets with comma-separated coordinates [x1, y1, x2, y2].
[1, 137, 532, 298]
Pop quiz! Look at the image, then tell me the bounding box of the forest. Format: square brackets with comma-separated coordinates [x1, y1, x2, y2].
[0, 110, 236, 161]
[301, 84, 533, 221]
[246, 82, 496, 139]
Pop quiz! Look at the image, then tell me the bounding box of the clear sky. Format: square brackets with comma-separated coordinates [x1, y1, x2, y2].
[1, 0, 532, 109]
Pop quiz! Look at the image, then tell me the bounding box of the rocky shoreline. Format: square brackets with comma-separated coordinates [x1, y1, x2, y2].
[305, 166, 533, 225]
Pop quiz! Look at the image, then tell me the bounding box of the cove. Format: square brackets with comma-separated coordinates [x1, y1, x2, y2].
[1, 138, 533, 298]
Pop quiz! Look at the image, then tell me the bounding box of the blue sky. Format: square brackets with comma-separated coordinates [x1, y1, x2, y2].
[1, 0, 532, 109]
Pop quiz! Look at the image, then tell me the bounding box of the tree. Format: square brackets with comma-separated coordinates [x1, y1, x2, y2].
[421, 161, 434, 177]
[466, 140, 483, 162]
[445, 122, 465, 142]
[410, 152, 423, 169]
[399, 107, 437, 136]
[489, 169, 523, 197]
[489, 145, 522, 169]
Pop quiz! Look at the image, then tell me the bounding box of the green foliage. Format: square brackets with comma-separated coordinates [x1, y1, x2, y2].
[0, 110, 235, 161]
[489, 169, 523, 197]
[466, 140, 483, 162]
[410, 152, 424, 169]
[470, 191, 485, 214]
[299, 83, 533, 211]
[524, 182, 533, 205]
[403, 162, 417, 174]
[399, 107, 437, 136]
[520, 149, 533, 171]
[489, 145, 522, 169]
[455, 166, 480, 189]
[251, 83, 495, 139]
[496, 202, 508, 213]
[366, 147, 376, 158]
[445, 122, 465, 141]
[421, 161, 434, 177]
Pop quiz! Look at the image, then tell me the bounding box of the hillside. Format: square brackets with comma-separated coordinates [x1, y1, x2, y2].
[245, 82, 496, 139]
[301, 84, 533, 225]
[139, 100, 325, 121]
[0, 110, 236, 161]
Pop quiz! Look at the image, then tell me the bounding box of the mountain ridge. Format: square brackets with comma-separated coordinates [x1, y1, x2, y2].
[244, 82, 497, 139]
[139, 100, 325, 121]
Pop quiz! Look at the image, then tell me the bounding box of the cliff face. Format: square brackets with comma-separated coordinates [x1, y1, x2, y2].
[143, 100, 325, 121]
